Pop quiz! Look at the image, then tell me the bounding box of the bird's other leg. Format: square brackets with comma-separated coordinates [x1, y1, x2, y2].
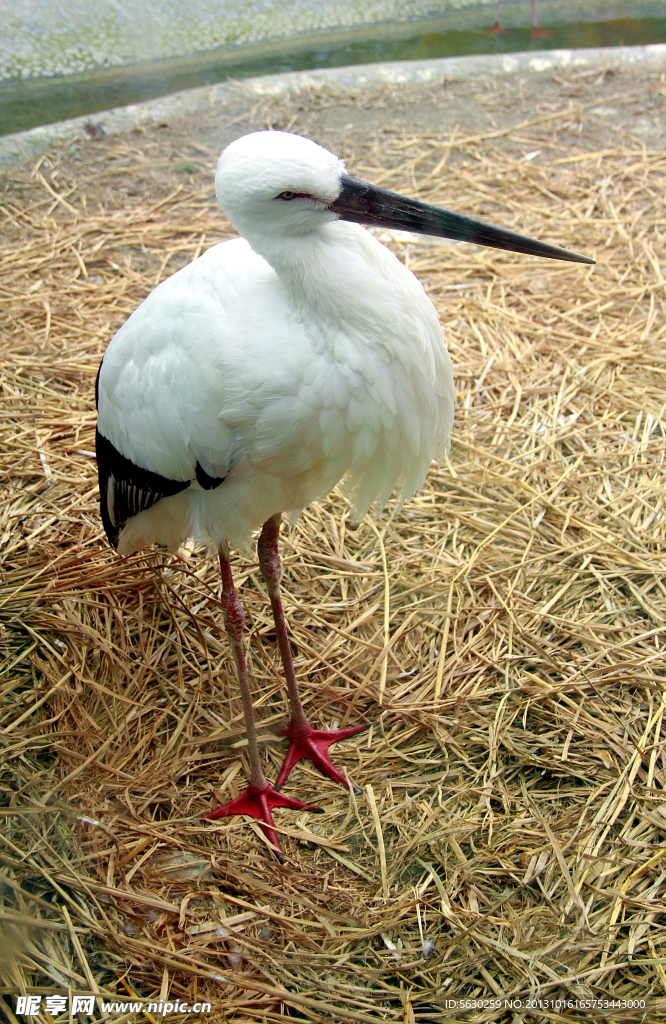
[488, 0, 508, 34]
[218, 548, 266, 791]
[258, 514, 366, 794]
[530, 0, 549, 39]
[203, 546, 322, 861]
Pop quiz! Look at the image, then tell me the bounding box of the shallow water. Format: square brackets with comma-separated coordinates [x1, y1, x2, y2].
[3, 15, 666, 137]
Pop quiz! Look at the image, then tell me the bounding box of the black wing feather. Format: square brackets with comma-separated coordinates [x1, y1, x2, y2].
[195, 463, 225, 490]
[95, 357, 227, 549]
[96, 429, 190, 549]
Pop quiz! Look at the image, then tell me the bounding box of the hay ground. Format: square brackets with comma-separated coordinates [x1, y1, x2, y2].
[1, 65, 666, 1023]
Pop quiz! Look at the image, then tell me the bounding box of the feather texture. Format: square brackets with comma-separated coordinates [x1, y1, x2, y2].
[95, 132, 455, 556]
[95, 427, 191, 549]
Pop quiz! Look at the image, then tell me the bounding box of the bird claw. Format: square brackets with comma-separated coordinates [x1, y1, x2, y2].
[203, 783, 322, 861]
[274, 722, 367, 791]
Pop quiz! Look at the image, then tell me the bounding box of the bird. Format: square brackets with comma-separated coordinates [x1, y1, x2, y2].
[489, 0, 549, 39]
[95, 130, 593, 859]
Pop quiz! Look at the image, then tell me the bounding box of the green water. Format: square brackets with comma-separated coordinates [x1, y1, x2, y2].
[2, 16, 666, 137]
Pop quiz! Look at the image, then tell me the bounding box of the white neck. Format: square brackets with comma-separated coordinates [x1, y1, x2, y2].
[243, 220, 401, 335]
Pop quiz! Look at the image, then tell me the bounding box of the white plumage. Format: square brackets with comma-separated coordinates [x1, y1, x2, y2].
[95, 131, 592, 858]
[97, 132, 453, 556]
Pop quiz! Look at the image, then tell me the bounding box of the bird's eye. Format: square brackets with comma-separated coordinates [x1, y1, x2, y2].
[278, 191, 296, 200]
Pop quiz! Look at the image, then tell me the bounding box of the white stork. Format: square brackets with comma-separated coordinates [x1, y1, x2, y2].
[95, 131, 592, 858]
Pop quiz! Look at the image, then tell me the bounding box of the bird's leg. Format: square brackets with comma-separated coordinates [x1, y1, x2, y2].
[488, 0, 508, 34]
[219, 547, 266, 790]
[258, 514, 366, 793]
[203, 546, 322, 861]
[530, 0, 549, 39]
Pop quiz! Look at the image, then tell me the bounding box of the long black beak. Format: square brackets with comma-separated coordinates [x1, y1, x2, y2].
[329, 174, 594, 265]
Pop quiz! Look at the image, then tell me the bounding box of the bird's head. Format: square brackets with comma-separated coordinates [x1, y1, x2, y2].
[215, 130, 594, 266]
[215, 131, 344, 240]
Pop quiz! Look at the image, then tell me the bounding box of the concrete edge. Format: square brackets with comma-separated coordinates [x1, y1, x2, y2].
[3, 43, 666, 167]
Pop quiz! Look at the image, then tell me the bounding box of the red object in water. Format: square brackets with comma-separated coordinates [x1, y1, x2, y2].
[488, 0, 551, 39]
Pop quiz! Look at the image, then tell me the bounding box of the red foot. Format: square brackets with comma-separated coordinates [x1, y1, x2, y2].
[531, 28, 551, 39]
[203, 783, 322, 861]
[274, 723, 367, 792]
[487, 21, 509, 34]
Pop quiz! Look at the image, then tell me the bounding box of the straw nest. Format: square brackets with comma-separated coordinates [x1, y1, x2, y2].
[1, 79, 666, 1022]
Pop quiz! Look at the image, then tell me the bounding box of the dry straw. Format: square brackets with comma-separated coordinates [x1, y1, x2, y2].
[1, 74, 666, 1021]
